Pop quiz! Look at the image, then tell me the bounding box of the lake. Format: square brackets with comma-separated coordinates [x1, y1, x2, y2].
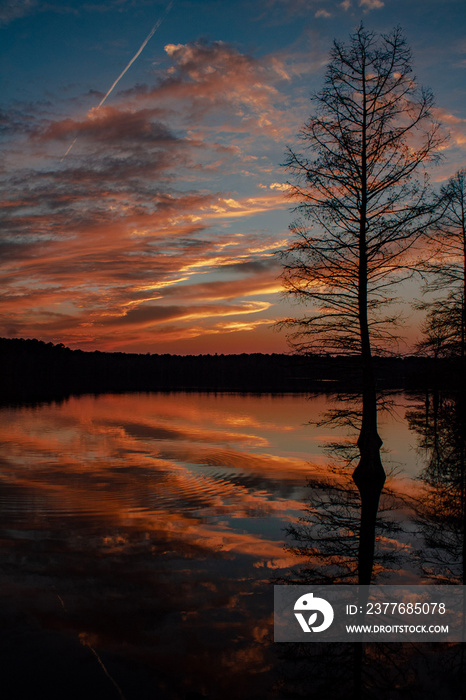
[0, 391, 463, 699]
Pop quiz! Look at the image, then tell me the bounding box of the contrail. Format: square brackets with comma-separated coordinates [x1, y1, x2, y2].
[97, 0, 174, 108]
[61, 0, 174, 161]
[61, 136, 78, 161]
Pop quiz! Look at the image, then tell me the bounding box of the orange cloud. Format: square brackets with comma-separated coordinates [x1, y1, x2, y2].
[0, 39, 313, 352]
[434, 109, 466, 147]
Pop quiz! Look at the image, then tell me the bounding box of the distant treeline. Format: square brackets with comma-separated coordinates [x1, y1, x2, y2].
[0, 337, 457, 403]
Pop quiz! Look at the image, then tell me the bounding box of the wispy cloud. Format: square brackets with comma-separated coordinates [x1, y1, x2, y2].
[0, 0, 37, 25]
[315, 9, 332, 18]
[359, 0, 384, 8]
[0, 34, 303, 352]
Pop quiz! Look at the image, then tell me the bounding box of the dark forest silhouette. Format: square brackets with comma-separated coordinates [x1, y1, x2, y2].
[0, 336, 458, 402]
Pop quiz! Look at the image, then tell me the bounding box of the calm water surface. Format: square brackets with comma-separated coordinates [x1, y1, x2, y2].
[0, 391, 461, 699]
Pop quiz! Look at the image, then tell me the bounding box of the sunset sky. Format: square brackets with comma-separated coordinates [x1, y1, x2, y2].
[1, 0, 465, 354]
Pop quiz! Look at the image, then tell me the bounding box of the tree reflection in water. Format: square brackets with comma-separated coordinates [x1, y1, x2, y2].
[407, 391, 466, 585]
[277, 392, 465, 700]
[285, 394, 401, 586]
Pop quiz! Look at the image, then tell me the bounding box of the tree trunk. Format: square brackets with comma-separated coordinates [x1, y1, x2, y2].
[352, 58, 386, 585]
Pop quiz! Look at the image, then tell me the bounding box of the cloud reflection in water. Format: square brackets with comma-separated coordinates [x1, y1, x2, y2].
[0, 391, 429, 698]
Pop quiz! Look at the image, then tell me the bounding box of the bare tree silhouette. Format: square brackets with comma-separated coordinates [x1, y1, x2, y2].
[417, 170, 466, 361]
[280, 25, 444, 581]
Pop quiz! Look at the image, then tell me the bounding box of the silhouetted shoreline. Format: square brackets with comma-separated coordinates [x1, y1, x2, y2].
[0, 337, 458, 404]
